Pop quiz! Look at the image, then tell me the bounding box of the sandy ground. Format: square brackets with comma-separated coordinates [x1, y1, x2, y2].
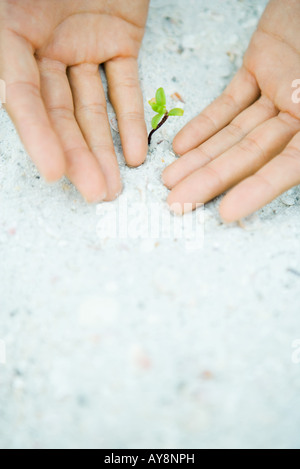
[1, 0, 300, 449]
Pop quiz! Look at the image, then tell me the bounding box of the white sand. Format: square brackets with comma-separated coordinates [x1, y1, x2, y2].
[1, 0, 300, 449]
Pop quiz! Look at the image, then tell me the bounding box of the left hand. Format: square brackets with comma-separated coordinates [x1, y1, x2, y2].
[163, 0, 300, 222]
[0, 0, 150, 202]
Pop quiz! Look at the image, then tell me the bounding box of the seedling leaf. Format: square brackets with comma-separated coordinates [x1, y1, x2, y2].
[152, 113, 164, 130]
[148, 101, 166, 114]
[156, 88, 166, 106]
[148, 88, 185, 145]
[168, 108, 184, 117]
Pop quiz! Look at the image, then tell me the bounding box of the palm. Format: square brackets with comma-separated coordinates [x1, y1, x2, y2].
[164, 0, 300, 222]
[244, 15, 300, 118]
[1, 0, 150, 201]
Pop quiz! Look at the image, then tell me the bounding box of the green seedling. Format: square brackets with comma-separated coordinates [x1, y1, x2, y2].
[148, 87, 184, 145]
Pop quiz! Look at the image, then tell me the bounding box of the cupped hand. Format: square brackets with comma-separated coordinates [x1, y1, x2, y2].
[0, 0, 149, 202]
[163, 0, 300, 222]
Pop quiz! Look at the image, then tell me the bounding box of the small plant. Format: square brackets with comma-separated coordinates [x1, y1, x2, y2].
[148, 87, 184, 145]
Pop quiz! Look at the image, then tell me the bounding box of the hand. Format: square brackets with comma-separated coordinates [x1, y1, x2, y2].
[163, 0, 300, 222]
[0, 0, 150, 202]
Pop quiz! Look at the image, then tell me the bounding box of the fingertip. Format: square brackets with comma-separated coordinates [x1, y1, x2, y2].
[167, 191, 197, 215]
[124, 136, 148, 168]
[67, 161, 108, 204]
[162, 166, 173, 189]
[105, 178, 123, 201]
[42, 158, 66, 183]
[173, 122, 199, 156]
[82, 169, 107, 203]
[167, 194, 184, 215]
[172, 133, 185, 156]
[162, 155, 192, 189]
[126, 158, 146, 168]
[84, 187, 107, 204]
[219, 201, 236, 224]
[219, 190, 247, 224]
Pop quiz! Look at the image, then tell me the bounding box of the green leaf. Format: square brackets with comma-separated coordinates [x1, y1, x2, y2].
[155, 88, 166, 106]
[148, 101, 166, 114]
[168, 108, 184, 117]
[151, 113, 164, 130]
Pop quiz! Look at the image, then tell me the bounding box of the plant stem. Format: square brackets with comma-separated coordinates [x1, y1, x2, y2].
[148, 112, 169, 145]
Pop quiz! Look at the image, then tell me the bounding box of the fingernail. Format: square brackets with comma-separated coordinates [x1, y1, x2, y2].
[86, 191, 107, 204]
[169, 202, 184, 215]
[168, 201, 203, 215]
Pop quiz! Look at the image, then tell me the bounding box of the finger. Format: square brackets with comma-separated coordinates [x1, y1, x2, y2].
[105, 57, 148, 167]
[163, 95, 278, 188]
[2, 31, 65, 181]
[38, 58, 107, 203]
[168, 112, 300, 214]
[173, 67, 260, 156]
[68, 63, 122, 201]
[220, 131, 300, 223]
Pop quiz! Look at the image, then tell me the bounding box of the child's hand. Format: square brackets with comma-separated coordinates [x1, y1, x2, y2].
[0, 0, 149, 202]
[163, 0, 300, 222]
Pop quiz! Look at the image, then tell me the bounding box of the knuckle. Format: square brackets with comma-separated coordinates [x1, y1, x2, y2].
[221, 92, 237, 110]
[226, 121, 245, 139]
[48, 106, 73, 121]
[117, 76, 140, 90]
[200, 112, 218, 132]
[70, 63, 98, 76]
[91, 143, 115, 154]
[277, 112, 300, 133]
[282, 146, 300, 170]
[195, 147, 213, 164]
[204, 164, 224, 186]
[257, 96, 277, 114]
[7, 81, 40, 99]
[118, 110, 144, 121]
[64, 145, 85, 157]
[76, 102, 107, 117]
[254, 173, 275, 192]
[38, 58, 66, 74]
[240, 67, 258, 89]
[238, 136, 264, 156]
